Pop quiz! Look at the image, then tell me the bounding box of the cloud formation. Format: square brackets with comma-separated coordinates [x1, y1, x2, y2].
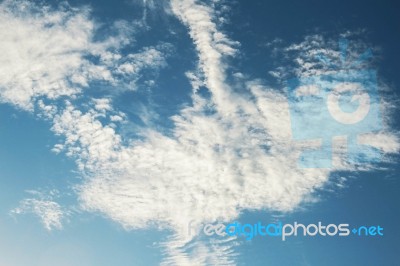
[0, 0, 170, 110]
[1, 0, 399, 264]
[0, 0, 93, 109]
[11, 190, 66, 231]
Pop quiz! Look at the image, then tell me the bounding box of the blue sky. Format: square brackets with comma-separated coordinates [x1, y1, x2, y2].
[0, 0, 399, 265]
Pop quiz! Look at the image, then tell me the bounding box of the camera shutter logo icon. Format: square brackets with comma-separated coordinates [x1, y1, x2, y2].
[287, 40, 382, 168]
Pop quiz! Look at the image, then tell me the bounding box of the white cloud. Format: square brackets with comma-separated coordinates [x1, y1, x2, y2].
[160, 236, 238, 266]
[45, 1, 341, 263]
[358, 132, 400, 153]
[170, 0, 240, 114]
[93, 98, 112, 112]
[0, 0, 171, 110]
[117, 46, 169, 75]
[267, 33, 399, 168]
[0, 0, 93, 109]
[52, 102, 122, 171]
[1, 0, 399, 265]
[11, 190, 66, 231]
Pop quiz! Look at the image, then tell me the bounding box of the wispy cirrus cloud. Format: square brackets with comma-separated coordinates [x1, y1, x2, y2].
[0, 0, 94, 109]
[0, 0, 171, 110]
[1, 0, 399, 265]
[11, 190, 67, 231]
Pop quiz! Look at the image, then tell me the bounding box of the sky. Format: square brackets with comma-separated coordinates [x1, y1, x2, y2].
[0, 0, 399, 265]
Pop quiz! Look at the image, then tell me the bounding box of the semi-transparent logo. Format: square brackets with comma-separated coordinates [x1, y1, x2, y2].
[188, 220, 384, 241]
[287, 39, 381, 168]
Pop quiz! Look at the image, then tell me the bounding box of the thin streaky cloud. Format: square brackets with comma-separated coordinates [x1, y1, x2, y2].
[0, 0, 398, 265]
